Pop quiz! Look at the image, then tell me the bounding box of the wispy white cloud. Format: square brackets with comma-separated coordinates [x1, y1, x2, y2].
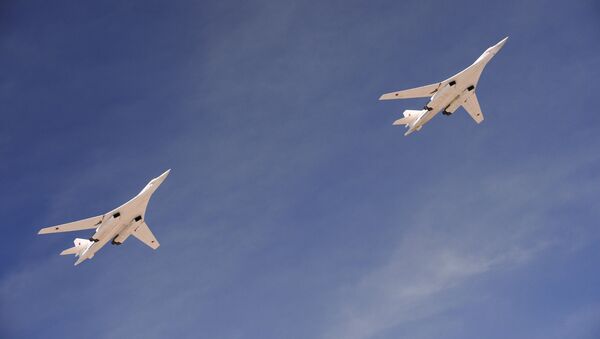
[2, 1, 600, 339]
[321, 151, 600, 339]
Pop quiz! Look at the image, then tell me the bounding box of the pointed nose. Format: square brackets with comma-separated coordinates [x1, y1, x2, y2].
[155, 169, 171, 184]
[489, 36, 508, 55]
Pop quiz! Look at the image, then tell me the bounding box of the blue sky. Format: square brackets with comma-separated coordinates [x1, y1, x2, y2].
[1, 0, 599, 338]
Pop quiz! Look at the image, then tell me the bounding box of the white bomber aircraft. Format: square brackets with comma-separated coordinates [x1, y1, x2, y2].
[38, 169, 171, 265]
[380, 37, 508, 136]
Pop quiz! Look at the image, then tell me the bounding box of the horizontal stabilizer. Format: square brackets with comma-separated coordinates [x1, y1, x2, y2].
[60, 238, 92, 256]
[393, 109, 423, 126]
[393, 117, 411, 126]
[60, 247, 79, 256]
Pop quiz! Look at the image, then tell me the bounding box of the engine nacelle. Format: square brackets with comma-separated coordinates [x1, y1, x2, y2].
[112, 232, 131, 245]
[444, 87, 474, 114]
[93, 212, 121, 240]
[112, 216, 144, 245]
[430, 81, 457, 104]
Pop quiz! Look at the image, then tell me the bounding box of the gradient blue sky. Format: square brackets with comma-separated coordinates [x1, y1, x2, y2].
[1, 0, 600, 338]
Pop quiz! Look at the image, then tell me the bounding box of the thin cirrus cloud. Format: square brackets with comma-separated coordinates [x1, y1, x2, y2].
[322, 151, 600, 339]
[1, 0, 600, 339]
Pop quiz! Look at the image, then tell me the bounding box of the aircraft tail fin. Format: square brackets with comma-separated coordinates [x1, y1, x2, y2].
[60, 238, 92, 256]
[393, 109, 423, 126]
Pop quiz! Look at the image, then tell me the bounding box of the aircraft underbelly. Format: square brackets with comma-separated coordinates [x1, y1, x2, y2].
[112, 217, 144, 244]
[81, 235, 111, 260]
[92, 207, 142, 240]
[76, 206, 147, 263]
[445, 92, 468, 113]
[413, 90, 465, 131]
[417, 109, 440, 128]
[428, 94, 457, 111]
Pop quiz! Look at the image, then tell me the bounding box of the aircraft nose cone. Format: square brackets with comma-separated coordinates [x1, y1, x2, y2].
[158, 169, 171, 180]
[153, 169, 171, 185]
[496, 36, 508, 49]
[490, 36, 508, 54]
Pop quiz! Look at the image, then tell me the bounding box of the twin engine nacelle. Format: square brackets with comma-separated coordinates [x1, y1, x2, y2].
[112, 232, 131, 245]
[444, 86, 475, 114]
[431, 80, 457, 103]
[111, 216, 144, 245]
[94, 212, 121, 238]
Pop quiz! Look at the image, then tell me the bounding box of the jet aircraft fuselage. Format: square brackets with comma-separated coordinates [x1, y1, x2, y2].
[38, 169, 170, 265]
[83, 179, 160, 260]
[380, 37, 508, 136]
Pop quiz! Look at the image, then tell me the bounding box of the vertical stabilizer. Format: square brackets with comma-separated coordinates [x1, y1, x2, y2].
[393, 109, 424, 127]
[60, 238, 93, 256]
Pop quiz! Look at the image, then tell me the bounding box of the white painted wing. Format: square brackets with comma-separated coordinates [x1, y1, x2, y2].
[132, 222, 160, 250]
[38, 215, 103, 234]
[463, 93, 484, 124]
[379, 82, 441, 100]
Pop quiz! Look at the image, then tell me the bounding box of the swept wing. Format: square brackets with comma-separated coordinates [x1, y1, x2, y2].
[379, 82, 442, 100]
[463, 93, 484, 123]
[132, 222, 160, 249]
[38, 215, 103, 234]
